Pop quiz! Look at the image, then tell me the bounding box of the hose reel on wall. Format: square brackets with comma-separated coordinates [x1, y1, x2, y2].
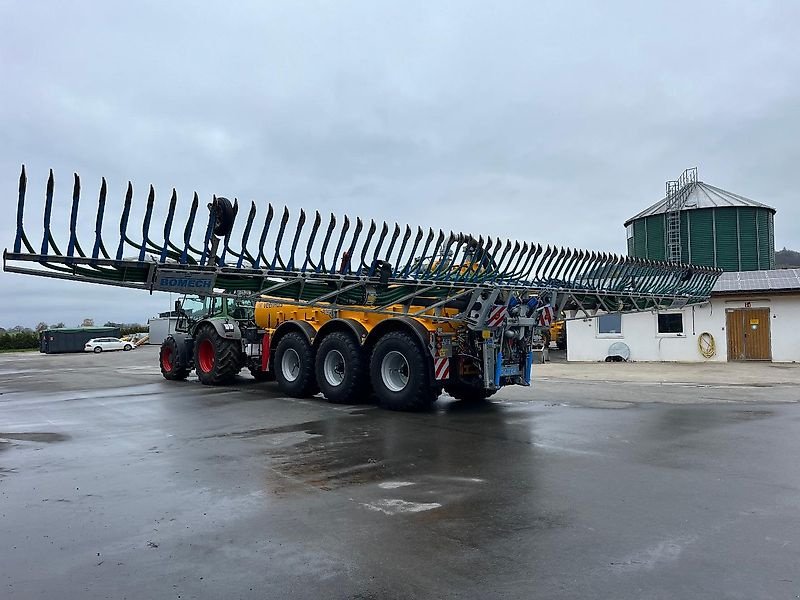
[698, 332, 716, 359]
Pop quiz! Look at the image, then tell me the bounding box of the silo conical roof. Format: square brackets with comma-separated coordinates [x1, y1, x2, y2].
[624, 181, 776, 227]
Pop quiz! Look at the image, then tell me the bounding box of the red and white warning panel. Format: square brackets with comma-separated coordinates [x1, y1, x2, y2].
[487, 304, 508, 328]
[538, 303, 554, 327]
[434, 356, 450, 381]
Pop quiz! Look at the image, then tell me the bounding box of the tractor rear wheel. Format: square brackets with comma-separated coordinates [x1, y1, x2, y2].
[193, 324, 242, 385]
[315, 332, 369, 404]
[274, 332, 318, 397]
[160, 337, 190, 381]
[370, 330, 438, 411]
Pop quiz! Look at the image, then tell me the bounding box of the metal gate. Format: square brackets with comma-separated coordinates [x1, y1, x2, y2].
[726, 308, 771, 361]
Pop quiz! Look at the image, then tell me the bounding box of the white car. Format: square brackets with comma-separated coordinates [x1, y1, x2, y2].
[84, 337, 133, 353]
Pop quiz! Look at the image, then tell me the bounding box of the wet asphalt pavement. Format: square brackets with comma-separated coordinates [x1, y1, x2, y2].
[1, 347, 800, 599]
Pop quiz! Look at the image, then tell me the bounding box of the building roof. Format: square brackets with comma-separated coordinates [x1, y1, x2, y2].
[44, 326, 120, 334]
[713, 269, 800, 294]
[625, 181, 776, 226]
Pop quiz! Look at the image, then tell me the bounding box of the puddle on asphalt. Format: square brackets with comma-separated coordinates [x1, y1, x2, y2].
[209, 419, 331, 439]
[204, 399, 542, 504]
[0, 432, 70, 443]
[203, 414, 394, 492]
[261, 418, 395, 492]
[245, 403, 532, 495]
[0, 368, 40, 376]
[730, 409, 774, 419]
[646, 407, 775, 439]
[361, 498, 442, 515]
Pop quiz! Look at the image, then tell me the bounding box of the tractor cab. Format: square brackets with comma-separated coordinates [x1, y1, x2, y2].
[175, 295, 255, 333]
[175, 295, 210, 332]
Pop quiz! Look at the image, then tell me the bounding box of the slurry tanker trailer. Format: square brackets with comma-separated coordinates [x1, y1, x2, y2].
[3, 168, 720, 410]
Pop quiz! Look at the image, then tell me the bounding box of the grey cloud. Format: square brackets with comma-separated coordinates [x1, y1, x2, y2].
[1, 0, 798, 326]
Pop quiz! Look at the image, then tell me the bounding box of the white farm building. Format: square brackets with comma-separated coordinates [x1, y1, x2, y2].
[566, 269, 800, 363]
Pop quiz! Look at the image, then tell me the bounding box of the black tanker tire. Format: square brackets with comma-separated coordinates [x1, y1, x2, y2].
[445, 383, 497, 403]
[193, 324, 242, 385]
[274, 332, 318, 397]
[212, 196, 236, 237]
[315, 332, 369, 404]
[369, 330, 438, 411]
[160, 337, 190, 381]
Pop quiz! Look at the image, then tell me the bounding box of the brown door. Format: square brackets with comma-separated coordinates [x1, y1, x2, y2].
[726, 308, 771, 361]
[726, 309, 744, 360]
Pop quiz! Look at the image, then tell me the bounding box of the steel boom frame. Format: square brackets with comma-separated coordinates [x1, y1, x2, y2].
[3, 167, 722, 321]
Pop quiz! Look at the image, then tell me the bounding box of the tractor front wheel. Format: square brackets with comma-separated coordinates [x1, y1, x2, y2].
[193, 324, 242, 385]
[160, 337, 190, 381]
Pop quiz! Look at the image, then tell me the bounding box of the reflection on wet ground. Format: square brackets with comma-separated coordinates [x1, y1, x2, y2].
[1, 348, 799, 599]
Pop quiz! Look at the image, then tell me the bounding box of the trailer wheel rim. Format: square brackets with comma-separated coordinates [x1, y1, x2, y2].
[381, 350, 409, 392]
[160, 346, 173, 372]
[323, 349, 346, 387]
[281, 348, 301, 382]
[198, 339, 215, 372]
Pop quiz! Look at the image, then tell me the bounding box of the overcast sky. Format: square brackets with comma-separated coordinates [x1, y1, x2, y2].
[1, 0, 798, 328]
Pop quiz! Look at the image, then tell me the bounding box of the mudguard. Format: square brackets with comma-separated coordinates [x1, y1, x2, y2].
[194, 317, 242, 341]
[315, 318, 369, 346]
[272, 319, 318, 348]
[165, 332, 193, 369]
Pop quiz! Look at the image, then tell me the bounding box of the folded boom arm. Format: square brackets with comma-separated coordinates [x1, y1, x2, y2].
[3, 167, 722, 320]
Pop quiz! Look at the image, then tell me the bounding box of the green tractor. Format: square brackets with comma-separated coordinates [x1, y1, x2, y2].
[158, 295, 270, 384]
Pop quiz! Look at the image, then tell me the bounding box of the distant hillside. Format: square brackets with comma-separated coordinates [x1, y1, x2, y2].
[776, 248, 800, 269]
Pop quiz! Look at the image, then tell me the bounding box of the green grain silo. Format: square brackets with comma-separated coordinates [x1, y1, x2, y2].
[625, 168, 776, 271]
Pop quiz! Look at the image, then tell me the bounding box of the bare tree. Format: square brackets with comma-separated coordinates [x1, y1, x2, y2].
[35, 322, 49, 333]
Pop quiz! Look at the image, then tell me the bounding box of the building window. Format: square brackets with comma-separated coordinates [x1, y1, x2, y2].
[597, 313, 622, 336]
[657, 312, 684, 334]
[626, 224, 634, 239]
